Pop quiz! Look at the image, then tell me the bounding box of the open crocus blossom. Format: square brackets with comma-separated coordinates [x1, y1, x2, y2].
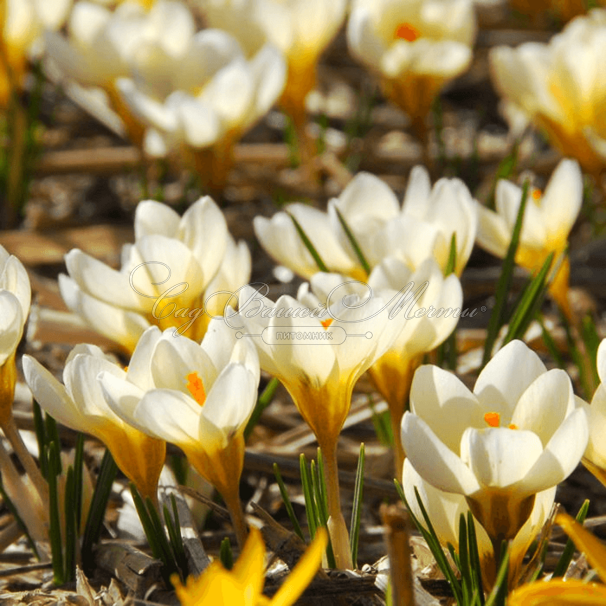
[490, 10, 606, 177]
[306, 255, 462, 475]
[100, 319, 260, 547]
[200, 0, 346, 156]
[59, 196, 250, 353]
[234, 284, 396, 568]
[508, 512, 606, 605]
[403, 459, 557, 587]
[23, 334, 167, 503]
[475, 159, 582, 319]
[116, 32, 286, 191]
[44, 0, 196, 146]
[581, 338, 606, 487]
[401, 340, 588, 552]
[347, 0, 476, 138]
[254, 168, 477, 281]
[173, 527, 327, 606]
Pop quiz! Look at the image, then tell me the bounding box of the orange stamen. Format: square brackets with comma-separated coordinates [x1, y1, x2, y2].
[321, 318, 333, 329]
[531, 189, 542, 201]
[395, 23, 420, 42]
[484, 412, 500, 428]
[508, 423, 518, 430]
[186, 372, 206, 407]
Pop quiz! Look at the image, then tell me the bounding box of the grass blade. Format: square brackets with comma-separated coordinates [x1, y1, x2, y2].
[333, 207, 370, 275]
[287, 211, 329, 272]
[244, 377, 280, 440]
[349, 443, 365, 567]
[47, 442, 64, 585]
[273, 463, 305, 540]
[483, 180, 530, 366]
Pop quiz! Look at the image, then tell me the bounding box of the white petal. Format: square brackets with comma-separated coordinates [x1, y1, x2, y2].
[461, 427, 543, 489]
[133, 389, 201, 443]
[510, 369, 575, 445]
[401, 412, 480, 495]
[0, 293, 23, 364]
[409, 365, 483, 453]
[520, 407, 588, 494]
[474, 340, 546, 417]
[134, 200, 180, 240]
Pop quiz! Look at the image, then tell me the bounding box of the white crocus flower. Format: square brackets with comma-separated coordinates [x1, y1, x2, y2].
[490, 10, 606, 176]
[347, 0, 476, 129]
[234, 284, 396, 568]
[99, 319, 259, 547]
[582, 339, 606, 488]
[0, 244, 31, 423]
[2, 0, 72, 105]
[116, 34, 286, 189]
[475, 159, 583, 319]
[59, 196, 249, 352]
[401, 340, 588, 547]
[199, 0, 346, 131]
[23, 330, 167, 502]
[254, 168, 477, 281]
[403, 459, 556, 587]
[44, 0, 198, 146]
[307, 256, 462, 474]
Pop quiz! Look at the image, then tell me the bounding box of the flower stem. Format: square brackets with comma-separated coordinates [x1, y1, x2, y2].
[321, 440, 353, 570]
[222, 488, 248, 550]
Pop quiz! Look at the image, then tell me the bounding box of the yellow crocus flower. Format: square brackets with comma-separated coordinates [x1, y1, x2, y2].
[173, 527, 327, 606]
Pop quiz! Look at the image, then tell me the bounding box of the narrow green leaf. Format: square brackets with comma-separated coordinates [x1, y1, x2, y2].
[483, 180, 530, 366]
[273, 463, 305, 540]
[72, 433, 84, 531]
[445, 233, 457, 276]
[349, 443, 365, 567]
[502, 252, 553, 345]
[581, 314, 601, 389]
[45, 414, 62, 475]
[244, 377, 280, 440]
[368, 397, 393, 446]
[164, 496, 188, 581]
[467, 513, 485, 606]
[485, 543, 509, 606]
[538, 315, 565, 369]
[311, 457, 336, 569]
[287, 212, 329, 272]
[47, 442, 64, 585]
[64, 467, 77, 583]
[333, 207, 370, 275]
[553, 499, 591, 578]
[299, 454, 317, 539]
[82, 449, 118, 573]
[145, 495, 179, 578]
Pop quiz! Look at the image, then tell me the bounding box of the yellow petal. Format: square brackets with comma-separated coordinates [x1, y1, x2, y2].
[509, 579, 606, 605]
[270, 528, 327, 606]
[232, 527, 266, 597]
[555, 512, 606, 582]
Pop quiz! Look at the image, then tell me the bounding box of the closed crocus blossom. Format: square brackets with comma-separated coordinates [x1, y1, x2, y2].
[173, 527, 327, 606]
[44, 0, 196, 146]
[307, 255, 462, 475]
[200, 0, 346, 155]
[581, 339, 606, 487]
[116, 32, 286, 190]
[100, 319, 260, 547]
[23, 332, 167, 503]
[234, 284, 396, 568]
[403, 459, 557, 587]
[490, 10, 606, 176]
[476, 159, 582, 319]
[254, 168, 477, 281]
[348, 0, 476, 136]
[59, 196, 249, 352]
[401, 340, 588, 551]
[0, 245, 31, 423]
